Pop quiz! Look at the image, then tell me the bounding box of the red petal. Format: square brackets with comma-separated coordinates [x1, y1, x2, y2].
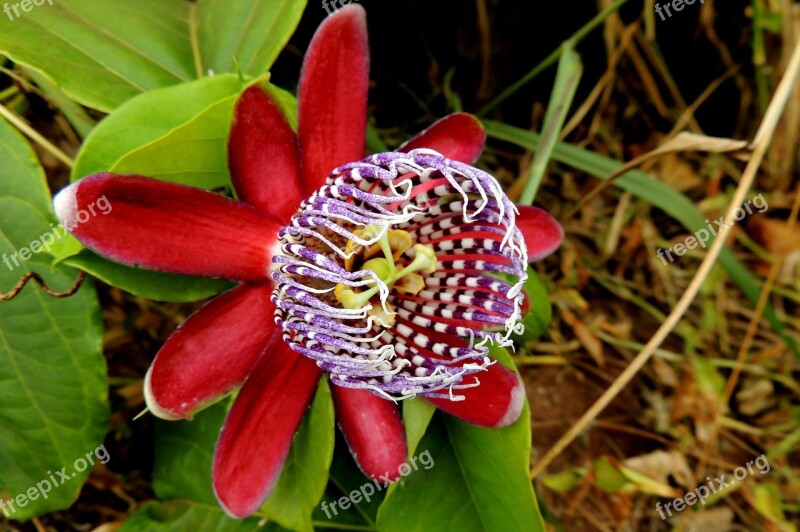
[298, 5, 369, 193]
[229, 84, 303, 222]
[54, 174, 281, 281]
[331, 386, 407, 481]
[517, 205, 564, 261]
[424, 362, 525, 428]
[144, 283, 275, 420]
[398, 113, 486, 164]
[213, 343, 322, 518]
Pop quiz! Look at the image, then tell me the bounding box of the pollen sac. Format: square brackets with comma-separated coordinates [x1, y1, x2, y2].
[270, 150, 529, 401]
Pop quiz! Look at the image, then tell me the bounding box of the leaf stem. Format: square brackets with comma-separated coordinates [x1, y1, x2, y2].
[189, 3, 205, 79]
[0, 85, 17, 102]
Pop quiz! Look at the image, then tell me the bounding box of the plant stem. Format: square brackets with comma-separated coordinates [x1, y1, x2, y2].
[0, 103, 74, 168]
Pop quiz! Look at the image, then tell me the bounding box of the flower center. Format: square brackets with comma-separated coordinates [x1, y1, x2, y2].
[270, 150, 529, 400]
[334, 225, 437, 327]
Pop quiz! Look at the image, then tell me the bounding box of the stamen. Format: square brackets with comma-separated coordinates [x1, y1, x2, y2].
[334, 227, 438, 322]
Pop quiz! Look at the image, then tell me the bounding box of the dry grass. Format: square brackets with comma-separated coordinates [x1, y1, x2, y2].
[500, 2, 800, 529]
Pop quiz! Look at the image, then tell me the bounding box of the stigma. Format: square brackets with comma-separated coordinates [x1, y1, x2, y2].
[334, 225, 438, 327]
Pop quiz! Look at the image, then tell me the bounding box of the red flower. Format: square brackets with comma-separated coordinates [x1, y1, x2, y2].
[53, 6, 563, 518]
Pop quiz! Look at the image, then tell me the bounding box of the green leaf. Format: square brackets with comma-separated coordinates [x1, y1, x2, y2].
[0, 120, 51, 214]
[121, 500, 273, 532]
[263, 381, 335, 532]
[0, 0, 195, 112]
[377, 347, 545, 532]
[519, 41, 582, 205]
[45, 233, 84, 265]
[484, 120, 800, 358]
[153, 403, 226, 505]
[321, 436, 387, 529]
[0, 0, 306, 112]
[64, 250, 233, 303]
[196, 0, 307, 78]
[72, 74, 244, 183]
[111, 93, 239, 189]
[0, 117, 108, 519]
[402, 398, 436, 456]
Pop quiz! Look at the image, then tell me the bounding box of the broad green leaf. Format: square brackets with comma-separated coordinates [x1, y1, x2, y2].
[197, 0, 306, 78]
[377, 346, 545, 532]
[45, 233, 83, 265]
[322, 446, 385, 528]
[484, 120, 800, 357]
[72, 74, 243, 182]
[263, 381, 335, 532]
[153, 403, 227, 505]
[0, 117, 108, 519]
[64, 250, 233, 303]
[121, 500, 271, 531]
[378, 418, 475, 531]
[0, 119, 51, 214]
[0, 0, 195, 112]
[111, 94, 238, 188]
[0, 0, 305, 112]
[402, 398, 436, 456]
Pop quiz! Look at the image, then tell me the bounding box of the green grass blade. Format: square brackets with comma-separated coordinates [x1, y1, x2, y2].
[519, 41, 582, 205]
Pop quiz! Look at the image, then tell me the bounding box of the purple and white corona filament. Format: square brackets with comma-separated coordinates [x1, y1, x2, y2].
[270, 149, 529, 400]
